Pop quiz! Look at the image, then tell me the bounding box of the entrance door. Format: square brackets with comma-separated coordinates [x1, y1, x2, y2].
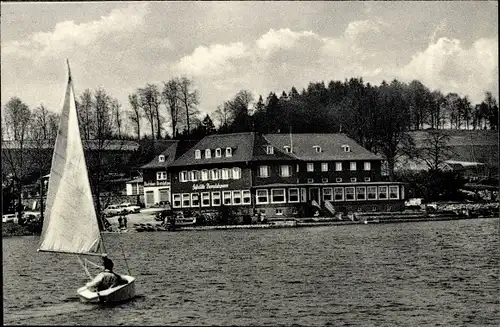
[145, 191, 154, 207]
[159, 188, 170, 203]
[309, 187, 320, 206]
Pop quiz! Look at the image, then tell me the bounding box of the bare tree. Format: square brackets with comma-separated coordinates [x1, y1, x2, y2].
[214, 103, 231, 129]
[110, 98, 123, 138]
[178, 77, 200, 135]
[418, 130, 453, 171]
[1, 97, 32, 218]
[162, 79, 182, 138]
[139, 85, 161, 139]
[77, 89, 94, 140]
[128, 93, 142, 140]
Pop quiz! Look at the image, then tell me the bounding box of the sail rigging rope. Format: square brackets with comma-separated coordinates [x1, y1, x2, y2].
[77, 256, 93, 281]
[117, 235, 132, 276]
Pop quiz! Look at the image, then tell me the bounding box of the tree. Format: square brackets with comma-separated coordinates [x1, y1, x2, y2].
[374, 80, 414, 181]
[128, 93, 142, 140]
[458, 96, 472, 130]
[162, 79, 181, 138]
[77, 89, 94, 140]
[407, 80, 431, 130]
[138, 85, 158, 139]
[178, 77, 200, 135]
[110, 98, 123, 138]
[484, 91, 499, 130]
[418, 130, 453, 171]
[214, 102, 231, 131]
[1, 97, 32, 218]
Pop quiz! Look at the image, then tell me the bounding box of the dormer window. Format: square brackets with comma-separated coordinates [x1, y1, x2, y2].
[195, 150, 201, 159]
[205, 149, 211, 159]
[283, 146, 291, 153]
[226, 147, 232, 157]
[341, 144, 351, 152]
[313, 145, 321, 153]
[215, 148, 222, 158]
[158, 155, 165, 163]
[266, 145, 274, 154]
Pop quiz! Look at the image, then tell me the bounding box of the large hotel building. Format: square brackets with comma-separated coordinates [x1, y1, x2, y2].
[140, 132, 406, 217]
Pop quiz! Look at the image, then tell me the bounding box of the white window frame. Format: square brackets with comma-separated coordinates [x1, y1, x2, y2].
[232, 190, 242, 205]
[180, 171, 188, 182]
[157, 171, 167, 181]
[307, 178, 314, 183]
[323, 187, 333, 202]
[335, 162, 343, 171]
[195, 150, 201, 159]
[275, 208, 284, 216]
[342, 144, 350, 152]
[215, 148, 222, 158]
[321, 162, 328, 172]
[288, 188, 299, 203]
[364, 177, 371, 182]
[259, 165, 269, 178]
[367, 186, 377, 200]
[284, 146, 291, 153]
[225, 147, 232, 157]
[211, 191, 221, 206]
[221, 168, 230, 180]
[389, 185, 399, 199]
[336, 178, 343, 183]
[173, 194, 182, 208]
[242, 190, 251, 204]
[256, 189, 269, 204]
[266, 145, 274, 154]
[158, 155, 165, 162]
[322, 178, 328, 183]
[313, 145, 321, 153]
[364, 162, 371, 171]
[232, 167, 241, 179]
[201, 169, 209, 181]
[182, 193, 191, 208]
[350, 162, 357, 171]
[345, 187, 355, 201]
[356, 186, 366, 200]
[307, 163, 314, 172]
[190, 170, 199, 182]
[280, 165, 291, 177]
[222, 191, 232, 205]
[271, 188, 286, 204]
[351, 177, 357, 182]
[191, 193, 200, 207]
[205, 149, 211, 159]
[300, 188, 307, 202]
[210, 169, 219, 181]
[378, 186, 388, 200]
[201, 192, 210, 207]
[334, 187, 344, 201]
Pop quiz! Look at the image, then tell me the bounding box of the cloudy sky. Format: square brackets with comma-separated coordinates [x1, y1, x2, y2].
[2, 1, 498, 121]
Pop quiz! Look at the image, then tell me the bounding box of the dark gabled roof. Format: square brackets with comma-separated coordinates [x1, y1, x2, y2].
[264, 133, 382, 161]
[169, 132, 255, 167]
[141, 140, 198, 169]
[252, 133, 298, 161]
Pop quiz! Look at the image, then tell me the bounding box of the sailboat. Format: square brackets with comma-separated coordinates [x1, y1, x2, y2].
[37, 61, 136, 303]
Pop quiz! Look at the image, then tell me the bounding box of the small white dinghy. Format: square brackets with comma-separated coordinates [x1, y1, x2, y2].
[37, 60, 136, 304]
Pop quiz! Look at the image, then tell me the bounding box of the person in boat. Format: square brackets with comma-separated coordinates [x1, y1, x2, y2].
[84, 256, 127, 292]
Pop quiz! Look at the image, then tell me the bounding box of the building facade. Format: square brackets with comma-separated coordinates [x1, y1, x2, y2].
[168, 132, 406, 218]
[140, 140, 196, 207]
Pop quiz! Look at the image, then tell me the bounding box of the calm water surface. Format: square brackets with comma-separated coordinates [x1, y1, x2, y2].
[3, 218, 499, 326]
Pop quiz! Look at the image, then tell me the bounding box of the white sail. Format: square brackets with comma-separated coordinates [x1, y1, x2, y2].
[38, 65, 102, 255]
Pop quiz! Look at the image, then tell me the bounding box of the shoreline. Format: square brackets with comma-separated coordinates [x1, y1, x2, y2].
[3, 211, 497, 238]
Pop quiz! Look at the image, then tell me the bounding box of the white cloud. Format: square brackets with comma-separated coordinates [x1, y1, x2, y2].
[256, 28, 318, 56]
[400, 37, 498, 103]
[173, 42, 249, 76]
[1, 3, 150, 60]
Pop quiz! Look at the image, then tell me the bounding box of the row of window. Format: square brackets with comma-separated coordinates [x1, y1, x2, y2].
[255, 185, 400, 204]
[195, 148, 232, 159]
[179, 167, 242, 182]
[172, 190, 251, 208]
[172, 185, 400, 208]
[257, 162, 371, 177]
